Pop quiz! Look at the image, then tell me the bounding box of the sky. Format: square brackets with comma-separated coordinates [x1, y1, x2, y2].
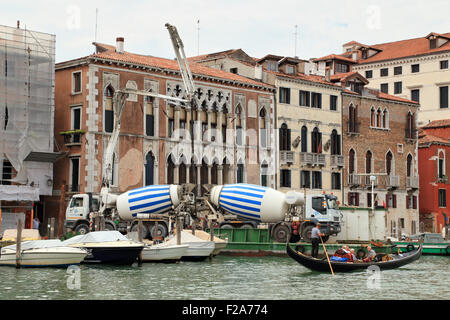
[1, 0, 449, 63]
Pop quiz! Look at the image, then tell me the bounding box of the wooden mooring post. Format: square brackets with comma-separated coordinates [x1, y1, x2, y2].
[48, 217, 56, 239]
[137, 219, 143, 265]
[15, 217, 23, 269]
[176, 216, 181, 245]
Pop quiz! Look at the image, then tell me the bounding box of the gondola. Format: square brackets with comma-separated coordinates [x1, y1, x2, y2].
[286, 242, 422, 273]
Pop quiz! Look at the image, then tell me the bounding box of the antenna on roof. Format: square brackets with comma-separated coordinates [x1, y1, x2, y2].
[294, 25, 299, 58]
[197, 19, 200, 56]
[94, 8, 98, 42]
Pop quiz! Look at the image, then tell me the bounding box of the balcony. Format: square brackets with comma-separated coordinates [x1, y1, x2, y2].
[385, 175, 400, 188]
[348, 174, 361, 187]
[330, 155, 345, 168]
[300, 153, 326, 166]
[280, 151, 295, 165]
[60, 130, 85, 146]
[406, 176, 419, 189]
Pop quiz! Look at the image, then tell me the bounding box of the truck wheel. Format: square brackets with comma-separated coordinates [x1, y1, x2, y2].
[150, 224, 168, 239]
[130, 224, 149, 239]
[273, 224, 291, 243]
[240, 224, 253, 229]
[301, 225, 314, 243]
[220, 224, 233, 229]
[74, 223, 90, 235]
[104, 221, 116, 231]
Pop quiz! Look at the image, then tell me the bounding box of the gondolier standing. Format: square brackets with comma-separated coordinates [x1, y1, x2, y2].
[311, 223, 325, 258]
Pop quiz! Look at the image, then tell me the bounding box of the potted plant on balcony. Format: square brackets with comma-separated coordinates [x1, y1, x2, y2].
[59, 129, 86, 144]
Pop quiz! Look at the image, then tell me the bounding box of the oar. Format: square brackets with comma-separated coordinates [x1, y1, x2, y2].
[320, 235, 334, 276]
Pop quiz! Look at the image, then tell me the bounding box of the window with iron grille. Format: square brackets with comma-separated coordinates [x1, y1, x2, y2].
[380, 68, 388, 77]
[394, 66, 402, 75]
[411, 64, 420, 73]
[365, 70, 373, 79]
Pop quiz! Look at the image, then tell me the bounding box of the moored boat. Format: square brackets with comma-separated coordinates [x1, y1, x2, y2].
[191, 230, 228, 256]
[394, 233, 450, 256]
[62, 231, 144, 265]
[0, 240, 88, 267]
[141, 242, 188, 263]
[165, 230, 215, 261]
[286, 242, 422, 273]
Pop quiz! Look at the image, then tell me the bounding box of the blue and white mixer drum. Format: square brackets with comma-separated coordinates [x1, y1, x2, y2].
[209, 184, 288, 223]
[116, 185, 181, 220]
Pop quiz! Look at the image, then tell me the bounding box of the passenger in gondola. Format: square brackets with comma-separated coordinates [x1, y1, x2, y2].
[349, 249, 358, 262]
[363, 246, 377, 262]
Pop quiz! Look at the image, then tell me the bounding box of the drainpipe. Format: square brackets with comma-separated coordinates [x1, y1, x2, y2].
[273, 89, 278, 190]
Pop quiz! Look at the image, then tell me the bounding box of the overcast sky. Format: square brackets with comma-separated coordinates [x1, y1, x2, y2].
[1, 0, 449, 63]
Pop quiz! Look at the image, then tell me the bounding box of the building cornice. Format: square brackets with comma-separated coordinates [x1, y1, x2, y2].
[353, 51, 450, 69]
[276, 75, 343, 92]
[342, 92, 419, 108]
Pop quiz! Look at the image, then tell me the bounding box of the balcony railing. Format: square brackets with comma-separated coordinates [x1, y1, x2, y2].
[330, 155, 345, 167]
[385, 175, 400, 188]
[61, 130, 85, 146]
[300, 153, 326, 166]
[364, 175, 378, 187]
[348, 174, 361, 186]
[406, 176, 419, 189]
[280, 151, 295, 165]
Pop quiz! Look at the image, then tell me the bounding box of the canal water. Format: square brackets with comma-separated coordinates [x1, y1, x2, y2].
[0, 255, 448, 300]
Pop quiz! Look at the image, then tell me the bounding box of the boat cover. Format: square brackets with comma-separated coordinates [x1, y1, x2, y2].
[3, 240, 65, 251]
[62, 231, 129, 245]
[166, 230, 214, 245]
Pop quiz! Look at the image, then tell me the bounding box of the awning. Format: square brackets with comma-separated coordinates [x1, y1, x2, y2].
[24, 151, 64, 163]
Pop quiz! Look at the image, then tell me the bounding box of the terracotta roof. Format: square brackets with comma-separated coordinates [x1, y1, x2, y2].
[87, 43, 272, 89]
[312, 54, 357, 64]
[422, 119, 450, 129]
[369, 89, 419, 104]
[267, 70, 342, 88]
[187, 49, 240, 62]
[330, 71, 368, 84]
[356, 32, 450, 64]
[419, 133, 449, 145]
[257, 54, 285, 63]
[343, 41, 365, 47]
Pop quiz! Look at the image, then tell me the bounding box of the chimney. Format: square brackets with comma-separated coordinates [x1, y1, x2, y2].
[254, 64, 263, 81]
[17, 20, 20, 29]
[352, 50, 358, 61]
[116, 37, 124, 54]
[325, 66, 331, 82]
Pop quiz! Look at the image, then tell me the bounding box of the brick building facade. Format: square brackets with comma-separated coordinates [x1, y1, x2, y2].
[52, 39, 275, 230]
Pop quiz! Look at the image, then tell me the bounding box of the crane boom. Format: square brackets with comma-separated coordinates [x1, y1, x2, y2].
[165, 23, 196, 100]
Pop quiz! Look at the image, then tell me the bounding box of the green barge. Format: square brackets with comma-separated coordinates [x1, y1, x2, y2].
[208, 228, 398, 256]
[394, 233, 450, 256]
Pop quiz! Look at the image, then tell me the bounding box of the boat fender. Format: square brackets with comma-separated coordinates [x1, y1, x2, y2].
[356, 248, 366, 259]
[295, 245, 305, 254]
[406, 244, 415, 252]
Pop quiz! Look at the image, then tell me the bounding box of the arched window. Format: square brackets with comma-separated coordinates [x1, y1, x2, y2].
[311, 127, 322, 153]
[406, 112, 415, 139]
[406, 154, 413, 177]
[349, 149, 355, 174]
[386, 151, 393, 175]
[376, 108, 381, 127]
[348, 103, 358, 133]
[104, 85, 115, 133]
[167, 156, 175, 184]
[145, 152, 155, 186]
[370, 107, 376, 127]
[330, 129, 341, 155]
[438, 151, 445, 179]
[301, 126, 308, 152]
[382, 109, 388, 128]
[366, 150, 372, 173]
[279, 123, 290, 151]
[259, 108, 267, 148]
[235, 105, 243, 146]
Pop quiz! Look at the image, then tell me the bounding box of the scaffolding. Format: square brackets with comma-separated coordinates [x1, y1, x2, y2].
[0, 24, 55, 200]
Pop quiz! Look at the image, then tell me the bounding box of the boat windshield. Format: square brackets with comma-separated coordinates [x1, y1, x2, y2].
[327, 198, 339, 210]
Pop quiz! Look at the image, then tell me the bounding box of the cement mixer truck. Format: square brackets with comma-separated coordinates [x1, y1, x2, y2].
[64, 184, 182, 239]
[209, 184, 342, 243]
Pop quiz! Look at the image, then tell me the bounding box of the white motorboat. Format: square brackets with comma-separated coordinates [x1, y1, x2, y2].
[62, 231, 144, 265]
[0, 240, 88, 267]
[191, 230, 228, 256]
[165, 230, 215, 261]
[141, 242, 189, 263]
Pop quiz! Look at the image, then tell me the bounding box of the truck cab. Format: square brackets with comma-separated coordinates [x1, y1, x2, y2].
[64, 193, 100, 234]
[304, 194, 342, 238]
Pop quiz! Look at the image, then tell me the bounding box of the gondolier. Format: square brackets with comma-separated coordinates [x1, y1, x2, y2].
[311, 223, 325, 258]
